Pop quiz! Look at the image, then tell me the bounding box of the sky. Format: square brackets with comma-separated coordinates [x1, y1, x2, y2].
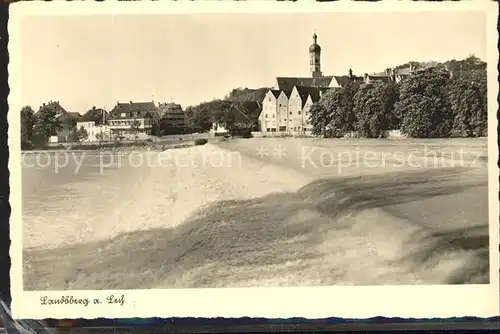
[16, 11, 486, 114]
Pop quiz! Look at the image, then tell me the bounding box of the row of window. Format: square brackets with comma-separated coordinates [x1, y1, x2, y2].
[109, 120, 153, 126]
[78, 122, 96, 128]
[265, 109, 311, 118]
[265, 126, 311, 132]
[112, 129, 149, 135]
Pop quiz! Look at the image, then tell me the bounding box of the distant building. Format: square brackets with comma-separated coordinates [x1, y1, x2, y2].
[259, 33, 356, 133]
[212, 101, 260, 135]
[259, 89, 287, 132]
[287, 86, 321, 132]
[77, 106, 110, 142]
[231, 100, 260, 134]
[158, 102, 186, 134]
[107, 101, 159, 139]
[210, 123, 228, 135]
[37, 101, 81, 143]
[363, 64, 415, 84]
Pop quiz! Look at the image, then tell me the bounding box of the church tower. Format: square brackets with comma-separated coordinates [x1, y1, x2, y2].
[309, 33, 322, 78]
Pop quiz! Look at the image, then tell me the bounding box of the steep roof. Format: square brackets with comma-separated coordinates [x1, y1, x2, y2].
[158, 103, 183, 118]
[281, 89, 292, 99]
[79, 108, 107, 123]
[276, 76, 333, 92]
[270, 89, 281, 99]
[35, 101, 69, 117]
[295, 86, 321, 107]
[231, 100, 261, 123]
[112, 101, 157, 112]
[108, 110, 154, 120]
[56, 112, 81, 121]
[332, 75, 356, 88]
[158, 102, 182, 110]
[109, 101, 159, 120]
[149, 109, 161, 120]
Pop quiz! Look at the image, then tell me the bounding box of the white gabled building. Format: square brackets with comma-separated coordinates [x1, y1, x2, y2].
[287, 85, 321, 132]
[77, 106, 110, 142]
[276, 90, 291, 132]
[259, 89, 292, 132]
[259, 89, 280, 132]
[257, 32, 365, 133]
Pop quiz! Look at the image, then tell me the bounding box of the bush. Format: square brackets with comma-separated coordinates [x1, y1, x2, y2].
[194, 138, 208, 146]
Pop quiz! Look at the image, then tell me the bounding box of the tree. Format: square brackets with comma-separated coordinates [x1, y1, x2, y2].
[130, 119, 142, 142]
[309, 88, 345, 137]
[383, 82, 401, 129]
[448, 68, 487, 137]
[309, 103, 329, 137]
[395, 67, 453, 138]
[96, 132, 103, 145]
[32, 104, 62, 145]
[211, 100, 236, 131]
[353, 82, 388, 138]
[394, 61, 421, 71]
[20, 105, 35, 148]
[151, 121, 163, 137]
[340, 81, 361, 133]
[461, 54, 487, 72]
[184, 105, 212, 133]
[308, 83, 360, 138]
[68, 126, 89, 143]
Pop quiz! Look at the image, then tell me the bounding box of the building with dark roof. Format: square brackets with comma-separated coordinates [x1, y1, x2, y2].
[77, 106, 110, 142]
[212, 100, 261, 135]
[36, 100, 68, 116]
[287, 85, 324, 132]
[259, 32, 418, 134]
[36, 101, 82, 143]
[108, 101, 159, 139]
[260, 88, 291, 132]
[363, 64, 415, 84]
[276, 76, 334, 92]
[260, 33, 360, 133]
[79, 106, 108, 124]
[158, 102, 186, 134]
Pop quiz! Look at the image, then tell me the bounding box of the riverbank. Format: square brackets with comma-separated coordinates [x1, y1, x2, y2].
[21, 141, 197, 154]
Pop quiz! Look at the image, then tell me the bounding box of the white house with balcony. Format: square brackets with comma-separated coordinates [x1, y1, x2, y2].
[107, 101, 158, 140]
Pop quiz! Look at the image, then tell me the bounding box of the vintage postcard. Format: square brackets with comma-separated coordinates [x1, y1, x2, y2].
[8, 0, 499, 320]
